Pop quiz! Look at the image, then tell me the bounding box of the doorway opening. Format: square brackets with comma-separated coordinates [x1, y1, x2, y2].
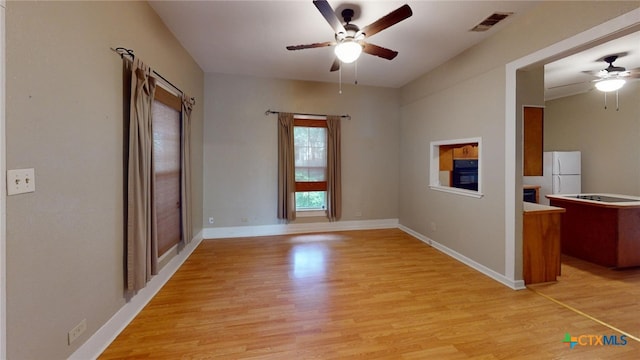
[505, 8, 640, 285]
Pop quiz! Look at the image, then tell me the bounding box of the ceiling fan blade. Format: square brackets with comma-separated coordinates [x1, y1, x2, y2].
[582, 69, 603, 76]
[330, 58, 340, 72]
[313, 0, 346, 35]
[286, 41, 335, 51]
[582, 67, 640, 79]
[362, 42, 398, 60]
[361, 4, 412, 38]
[627, 68, 640, 78]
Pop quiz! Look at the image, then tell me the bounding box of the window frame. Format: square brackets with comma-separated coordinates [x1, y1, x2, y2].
[294, 117, 328, 212]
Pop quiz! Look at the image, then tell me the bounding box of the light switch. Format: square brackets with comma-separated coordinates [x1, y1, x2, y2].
[7, 168, 36, 195]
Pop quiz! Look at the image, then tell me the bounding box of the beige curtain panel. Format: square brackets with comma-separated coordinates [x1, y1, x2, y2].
[277, 112, 296, 222]
[326, 115, 342, 221]
[125, 58, 159, 292]
[181, 96, 195, 244]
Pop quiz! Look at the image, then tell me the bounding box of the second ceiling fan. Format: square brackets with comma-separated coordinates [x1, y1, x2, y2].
[286, 0, 413, 72]
[590, 55, 640, 92]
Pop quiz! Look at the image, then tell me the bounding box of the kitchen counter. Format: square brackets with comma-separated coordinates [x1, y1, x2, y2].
[548, 194, 640, 268]
[547, 193, 640, 208]
[523, 202, 564, 214]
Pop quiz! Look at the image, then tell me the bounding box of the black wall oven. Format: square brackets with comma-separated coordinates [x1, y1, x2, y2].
[452, 159, 478, 191]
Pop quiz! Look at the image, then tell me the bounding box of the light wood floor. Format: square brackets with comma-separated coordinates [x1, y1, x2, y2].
[529, 254, 640, 340]
[100, 229, 640, 359]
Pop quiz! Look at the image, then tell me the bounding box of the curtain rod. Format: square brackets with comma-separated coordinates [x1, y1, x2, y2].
[264, 109, 351, 120]
[111, 47, 196, 104]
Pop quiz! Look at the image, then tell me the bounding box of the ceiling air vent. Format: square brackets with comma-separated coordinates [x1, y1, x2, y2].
[470, 12, 513, 32]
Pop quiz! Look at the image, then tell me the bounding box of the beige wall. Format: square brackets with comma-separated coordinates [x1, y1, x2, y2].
[545, 80, 640, 196]
[6, 1, 203, 359]
[398, 1, 639, 276]
[400, 66, 508, 272]
[203, 73, 400, 227]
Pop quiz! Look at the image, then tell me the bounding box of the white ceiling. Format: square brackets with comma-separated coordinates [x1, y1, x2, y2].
[149, 1, 540, 88]
[148, 1, 639, 97]
[544, 31, 640, 100]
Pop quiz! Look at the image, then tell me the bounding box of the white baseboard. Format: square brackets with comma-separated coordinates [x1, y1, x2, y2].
[398, 225, 526, 290]
[202, 218, 399, 239]
[69, 230, 204, 360]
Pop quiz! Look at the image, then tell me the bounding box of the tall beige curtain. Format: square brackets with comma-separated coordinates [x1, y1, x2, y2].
[126, 58, 158, 292]
[326, 115, 342, 221]
[180, 96, 195, 244]
[277, 112, 296, 222]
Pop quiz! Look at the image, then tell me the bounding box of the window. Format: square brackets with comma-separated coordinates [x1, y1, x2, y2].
[294, 118, 327, 211]
[152, 86, 182, 255]
[429, 137, 483, 198]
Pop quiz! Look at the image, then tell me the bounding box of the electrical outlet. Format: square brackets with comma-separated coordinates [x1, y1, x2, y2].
[68, 318, 87, 345]
[208, 217, 214, 224]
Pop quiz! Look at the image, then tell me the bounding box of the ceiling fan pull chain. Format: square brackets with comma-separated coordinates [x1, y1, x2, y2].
[616, 90, 620, 111]
[355, 60, 358, 85]
[604, 91, 607, 110]
[339, 63, 342, 94]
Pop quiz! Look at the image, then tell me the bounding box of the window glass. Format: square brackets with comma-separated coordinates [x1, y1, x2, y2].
[295, 127, 327, 182]
[295, 191, 327, 210]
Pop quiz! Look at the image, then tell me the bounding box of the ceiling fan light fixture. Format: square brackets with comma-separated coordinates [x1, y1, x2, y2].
[595, 78, 626, 92]
[334, 40, 362, 63]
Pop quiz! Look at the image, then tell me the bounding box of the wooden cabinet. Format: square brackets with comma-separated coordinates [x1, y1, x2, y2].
[523, 106, 543, 176]
[523, 203, 565, 284]
[439, 146, 453, 171]
[453, 144, 478, 159]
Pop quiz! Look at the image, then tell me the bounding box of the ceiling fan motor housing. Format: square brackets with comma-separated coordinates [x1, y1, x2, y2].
[341, 8, 354, 23]
[603, 55, 626, 74]
[336, 23, 363, 43]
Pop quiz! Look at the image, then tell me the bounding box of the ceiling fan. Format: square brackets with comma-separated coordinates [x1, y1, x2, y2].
[286, 0, 413, 72]
[550, 55, 640, 92]
[590, 55, 640, 92]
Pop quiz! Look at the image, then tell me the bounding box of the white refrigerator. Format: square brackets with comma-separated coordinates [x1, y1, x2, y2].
[524, 151, 581, 205]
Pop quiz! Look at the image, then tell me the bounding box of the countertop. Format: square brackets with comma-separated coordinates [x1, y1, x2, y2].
[547, 193, 640, 208]
[523, 202, 566, 214]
